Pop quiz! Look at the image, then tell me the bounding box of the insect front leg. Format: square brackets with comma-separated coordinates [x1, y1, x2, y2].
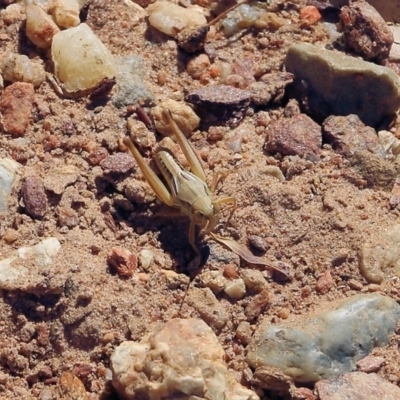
[214, 196, 237, 224]
[123, 137, 175, 207]
[163, 109, 206, 182]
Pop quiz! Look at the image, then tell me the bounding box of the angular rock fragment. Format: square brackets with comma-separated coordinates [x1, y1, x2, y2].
[0, 158, 20, 212]
[286, 43, 400, 127]
[322, 114, 384, 158]
[100, 153, 135, 174]
[0, 82, 35, 136]
[111, 318, 259, 400]
[22, 176, 47, 219]
[340, 1, 393, 61]
[247, 294, 400, 382]
[359, 224, 400, 283]
[349, 150, 396, 191]
[316, 372, 400, 400]
[185, 84, 251, 126]
[265, 113, 322, 158]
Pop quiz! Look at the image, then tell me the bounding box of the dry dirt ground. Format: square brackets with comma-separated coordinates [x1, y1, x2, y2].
[1, 0, 400, 399]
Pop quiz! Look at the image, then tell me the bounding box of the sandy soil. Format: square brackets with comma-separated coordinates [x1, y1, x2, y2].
[0, 0, 400, 399]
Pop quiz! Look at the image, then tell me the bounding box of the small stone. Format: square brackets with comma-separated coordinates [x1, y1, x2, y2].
[322, 114, 384, 159]
[245, 290, 270, 321]
[127, 119, 156, 150]
[100, 153, 135, 174]
[186, 53, 210, 79]
[50, 0, 80, 29]
[359, 224, 400, 283]
[2, 53, 45, 87]
[251, 366, 294, 392]
[151, 99, 200, 137]
[185, 84, 251, 125]
[286, 43, 400, 127]
[223, 264, 239, 279]
[108, 247, 137, 277]
[356, 355, 385, 373]
[350, 150, 396, 191]
[58, 371, 88, 400]
[87, 147, 108, 165]
[51, 23, 116, 93]
[111, 319, 259, 400]
[113, 55, 154, 108]
[0, 158, 20, 212]
[224, 278, 246, 300]
[340, 1, 393, 61]
[22, 176, 47, 220]
[147, 1, 207, 38]
[316, 372, 400, 400]
[248, 72, 293, 105]
[300, 6, 321, 27]
[242, 269, 267, 293]
[247, 294, 400, 382]
[236, 321, 252, 345]
[43, 165, 78, 195]
[316, 270, 334, 294]
[138, 249, 153, 270]
[198, 270, 226, 294]
[25, 4, 60, 49]
[277, 307, 290, 319]
[291, 387, 316, 400]
[265, 113, 322, 158]
[248, 235, 269, 252]
[2, 229, 18, 244]
[0, 82, 35, 136]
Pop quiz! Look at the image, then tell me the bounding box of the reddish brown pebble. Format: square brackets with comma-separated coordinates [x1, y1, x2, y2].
[58, 371, 89, 400]
[0, 82, 35, 136]
[22, 176, 47, 219]
[88, 147, 108, 165]
[356, 355, 385, 373]
[100, 153, 135, 174]
[223, 264, 240, 279]
[72, 362, 95, 379]
[245, 290, 270, 321]
[316, 270, 334, 294]
[292, 387, 316, 400]
[277, 307, 290, 319]
[108, 247, 137, 277]
[300, 6, 321, 27]
[265, 113, 322, 158]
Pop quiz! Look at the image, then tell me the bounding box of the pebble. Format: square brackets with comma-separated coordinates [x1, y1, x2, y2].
[147, 1, 206, 38]
[186, 53, 210, 79]
[349, 150, 396, 191]
[221, 3, 264, 37]
[58, 371, 88, 400]
[50, 0, 80, 29]
[299, 6, 321, 27]
[1, 53, 45, 87]
[185, 287, 229, 330]
[112, 55, 154, 108]
[151, 99, 200, 137]
[236, 321, 252, 345]
[247, 294, 400, 382]
[43, 165, 78, 195]
[51, 23, 116, 93]
[224, 278, 246, 300]
[316, 270, 334, 294]
[185, 84, 251, 125]
[248, 72, 293, 106]
[0, 158, 19, 212]
[340, 1, 393, 61]
[286, 43, 400, 127]
[25, 4, 60, 49]
[100, 153, 135, 174]
[138, 249, 153, 270]
[245, 290, 270, 321]
[0, 238, 63, 293]
[265, 113, 322, 158]
[359, 224, 400, 283]
[22, 176, 47, 220]
[198, 270, 226, 294]
[111, 318, 259, 400]
[315, 372, 400, 400]
[356, 355, 385, 373]
[0, 82, 35, 136]
[107, 247, 137, 277]
[322, 114, 385, 159]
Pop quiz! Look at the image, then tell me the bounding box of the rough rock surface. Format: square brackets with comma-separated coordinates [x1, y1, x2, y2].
[246, 294, 400, 382]
[340, 1, 394, 61]
[111, 318, 259, 400]
[0, 158, 19, 212]
[359, 224, 400, 283]
[315, 372, 400, 400]
[322, 114, 384, 158]
[265, 113, 322, 158]
[285, 43, 400, 127]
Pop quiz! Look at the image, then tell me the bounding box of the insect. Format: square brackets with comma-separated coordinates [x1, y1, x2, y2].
[123, 109, 236, 256]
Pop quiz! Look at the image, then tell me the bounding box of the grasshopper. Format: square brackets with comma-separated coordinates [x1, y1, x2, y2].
[123, 109, 236, 256]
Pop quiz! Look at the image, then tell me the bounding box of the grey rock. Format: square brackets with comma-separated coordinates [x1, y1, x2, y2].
[285, 43, 400, 127]
[246, 294, 400, 382]
[112, 55, 154, 108]
[316, 372, 400, 400]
